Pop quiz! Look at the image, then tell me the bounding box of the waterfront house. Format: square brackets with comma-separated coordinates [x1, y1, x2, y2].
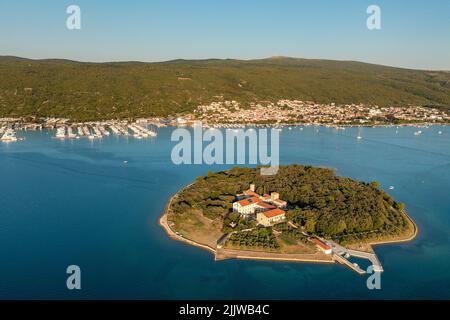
[311, 238, 333, 255]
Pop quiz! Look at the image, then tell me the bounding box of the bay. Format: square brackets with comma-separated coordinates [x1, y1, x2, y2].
[0, 125, 449, 299]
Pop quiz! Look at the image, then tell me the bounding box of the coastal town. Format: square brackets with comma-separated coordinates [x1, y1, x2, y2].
[194, 100, 450, 126]
[1, 100, 449, 143]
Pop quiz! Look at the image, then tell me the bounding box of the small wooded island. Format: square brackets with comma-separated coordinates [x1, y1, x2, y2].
[160, 165, 418, 274]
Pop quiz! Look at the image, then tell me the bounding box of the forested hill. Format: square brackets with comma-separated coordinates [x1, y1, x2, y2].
[0, 56, 449, 121]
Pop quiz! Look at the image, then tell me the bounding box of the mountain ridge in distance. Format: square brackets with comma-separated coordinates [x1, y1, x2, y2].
[0, 55, 449, 121]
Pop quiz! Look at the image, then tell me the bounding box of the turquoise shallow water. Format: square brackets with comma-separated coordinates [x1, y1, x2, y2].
[0, 125, 449, 299]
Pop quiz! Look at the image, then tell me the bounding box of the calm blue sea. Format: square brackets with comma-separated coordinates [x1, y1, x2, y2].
[0, 125, 449, 299]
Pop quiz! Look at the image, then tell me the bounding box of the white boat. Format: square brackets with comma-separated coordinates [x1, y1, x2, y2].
[128, 125, 139, 133]
[1, 128, 18, 142]
[120, 126, 129, 135]
[55, 127, 66, 139]
[130, 124, 156, 138]
[93, 126, 103, 138]
[110, 125, 121, 135]
[414, 131, 422, 136]
[137, 127, 149, 138]
[128, 125, 142, 138]
[83, 127, 91, 136]
[99, 126, 110, 136]
[357, 136, 363, 140]
[67, 127, 77, 139]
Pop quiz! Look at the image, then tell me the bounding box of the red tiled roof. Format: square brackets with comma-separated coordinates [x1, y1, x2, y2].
[262, 208, 286, 219]
[312, 238, 332, 251]
[256, 202, 277, 209]
[236, 197, 259, 207]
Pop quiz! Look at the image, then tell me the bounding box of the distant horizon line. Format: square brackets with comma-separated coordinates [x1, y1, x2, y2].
[1, 54, 449, 72]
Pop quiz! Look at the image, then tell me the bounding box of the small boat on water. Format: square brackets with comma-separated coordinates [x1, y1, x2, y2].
[99, 126, 110, 136]
[67, 127, 77, 139]
[83, 126, 91, 136]
[1, 128, 18, 142]
[120, 126, 129, 136]
[110, 125, 121, 135]
[55, 127, 66, 139]
[93, 126, 103, 138]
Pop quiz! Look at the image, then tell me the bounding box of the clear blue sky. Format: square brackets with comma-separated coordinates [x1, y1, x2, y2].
[0, 0, 449, 70]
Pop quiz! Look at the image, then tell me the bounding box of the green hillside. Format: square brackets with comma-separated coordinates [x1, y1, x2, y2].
[0, 56, 449, 121]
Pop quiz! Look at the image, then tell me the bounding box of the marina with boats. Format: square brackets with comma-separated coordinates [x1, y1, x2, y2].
[1, 118, 159, 142]
[0, 127, 18, 142]
[53, 123, 157, 140]
[1, 115, 448, 144]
